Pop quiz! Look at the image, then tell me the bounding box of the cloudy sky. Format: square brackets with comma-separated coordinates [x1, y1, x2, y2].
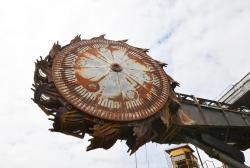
[1, 0, 250, 167]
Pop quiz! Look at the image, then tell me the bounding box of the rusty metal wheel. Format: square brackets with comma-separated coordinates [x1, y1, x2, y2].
[52, 38, 169, 121]
[32, 35, 179, 153]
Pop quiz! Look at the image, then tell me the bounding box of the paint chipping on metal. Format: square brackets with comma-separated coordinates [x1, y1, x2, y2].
[52, 39, 169, 121]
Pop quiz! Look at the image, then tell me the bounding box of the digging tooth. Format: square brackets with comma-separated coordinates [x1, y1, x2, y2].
[118, 39, 128, 43]
[143, 48, 149, 53]
[92, 34, 105, 40]
[70, 34, 81, 44]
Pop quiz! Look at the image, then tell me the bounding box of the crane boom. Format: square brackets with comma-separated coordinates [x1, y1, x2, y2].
[159, 93, 250, 167]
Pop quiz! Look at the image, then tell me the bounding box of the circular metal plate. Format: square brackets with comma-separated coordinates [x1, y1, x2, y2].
[52, 39, 169, 121]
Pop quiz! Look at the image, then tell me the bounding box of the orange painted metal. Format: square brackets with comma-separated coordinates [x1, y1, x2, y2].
[52, 38, 169, 121]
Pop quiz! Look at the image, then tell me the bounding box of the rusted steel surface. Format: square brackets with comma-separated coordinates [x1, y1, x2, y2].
[32, 37, 250, 166]
[32, 35, 250, 165]
[158, 93, 250, 152]
[52, 38, 169, 121]
[32, 35, 180, 154]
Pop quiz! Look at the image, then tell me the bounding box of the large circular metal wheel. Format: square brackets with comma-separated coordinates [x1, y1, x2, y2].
[52, 38, 169, 121]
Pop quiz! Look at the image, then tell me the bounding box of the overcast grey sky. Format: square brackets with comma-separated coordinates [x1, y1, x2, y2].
[1, 0, 250, 167]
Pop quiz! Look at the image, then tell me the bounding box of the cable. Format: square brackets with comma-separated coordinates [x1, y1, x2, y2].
[195, 146, 205, 168]
[145, 144, 149, 168]
[135, 152, 138, 168]
[214, 84, 233, 101]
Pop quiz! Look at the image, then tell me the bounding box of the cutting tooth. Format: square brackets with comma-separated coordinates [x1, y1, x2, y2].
[134, 47, 149, 53]
[98, 34, 105, 39]
[142, 48, 149, 53]
[118, 39, 128, 43]
[70, 34, 81, 44]
[55, 41, 61, 49]
[49, 41, 62, 57]
[155, 60, 168, 67]
[92, 34, 105, 40]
